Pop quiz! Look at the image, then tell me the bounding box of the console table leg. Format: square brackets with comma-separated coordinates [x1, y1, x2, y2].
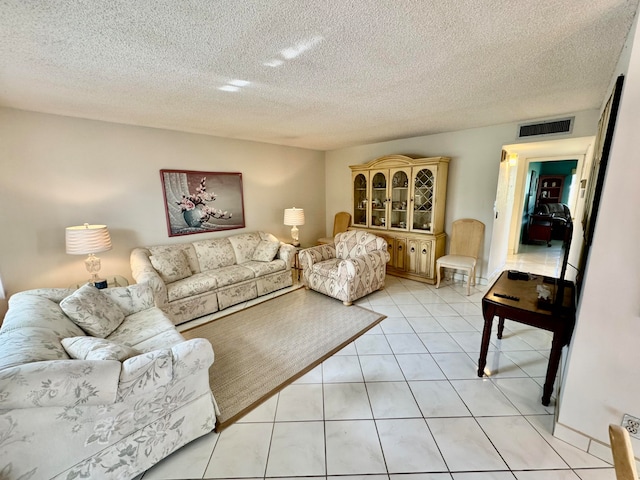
[497, 317, 505, 339]
[478, 306, 495, 377]
[542, 333, 564, 406]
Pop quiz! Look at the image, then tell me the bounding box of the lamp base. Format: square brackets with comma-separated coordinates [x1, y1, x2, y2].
[86, 254, 107, 289]
[290, 225, 300, 246]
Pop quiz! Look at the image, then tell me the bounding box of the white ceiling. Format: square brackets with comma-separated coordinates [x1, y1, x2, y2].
[1, 1, 638, 151]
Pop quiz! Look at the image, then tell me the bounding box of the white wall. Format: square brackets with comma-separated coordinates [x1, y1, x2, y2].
[324, 112, 599, 282]
[556, 10, 640, 455]
[0, 108, 325, 318]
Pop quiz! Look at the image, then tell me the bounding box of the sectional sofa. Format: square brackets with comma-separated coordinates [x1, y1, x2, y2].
[0, 283, 217, 480]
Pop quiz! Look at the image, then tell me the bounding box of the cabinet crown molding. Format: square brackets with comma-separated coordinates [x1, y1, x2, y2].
[350, 154, 451, 171]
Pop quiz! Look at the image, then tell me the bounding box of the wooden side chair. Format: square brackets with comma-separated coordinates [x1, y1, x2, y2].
[609, 424, 639, 480]
[318, 211, 351, 245]
[436, 218, 485, 295]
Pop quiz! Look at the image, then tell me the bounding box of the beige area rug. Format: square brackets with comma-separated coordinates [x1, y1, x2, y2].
[181, 288, 386, 430]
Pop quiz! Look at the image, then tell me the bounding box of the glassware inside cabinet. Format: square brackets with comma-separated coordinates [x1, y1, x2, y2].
[390, 171, 409, 229]
[370, 172, 387, 227]
[353, 173, 368, 226]
[412, 168, 434, 231]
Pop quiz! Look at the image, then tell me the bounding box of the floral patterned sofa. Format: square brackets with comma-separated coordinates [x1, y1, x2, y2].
[0, 283, 217, 480]
[130, 231, 296, 325]
[299, 230, 390, 305]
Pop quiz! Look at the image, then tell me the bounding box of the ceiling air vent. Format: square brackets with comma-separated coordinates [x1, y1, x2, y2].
[518, 117, 574, 139]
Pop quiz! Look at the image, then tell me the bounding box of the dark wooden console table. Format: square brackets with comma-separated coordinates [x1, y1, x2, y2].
[478, 271, 576, 406]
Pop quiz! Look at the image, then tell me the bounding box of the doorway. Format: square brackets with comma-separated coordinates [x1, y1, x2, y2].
[487, 137, 595, 282]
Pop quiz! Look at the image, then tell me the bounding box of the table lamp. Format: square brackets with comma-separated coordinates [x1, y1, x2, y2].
[284, 207, 305, 246]
[65, 223, 112, 288]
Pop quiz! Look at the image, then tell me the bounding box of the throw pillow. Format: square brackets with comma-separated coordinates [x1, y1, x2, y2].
[60, 283, 125, 338]
[61, 336, 140, 361]
[252, 240, 280, 262]
[150, 250, 192, 283]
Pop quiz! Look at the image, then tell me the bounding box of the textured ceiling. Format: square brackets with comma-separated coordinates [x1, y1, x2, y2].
[0, 1, 638, 150]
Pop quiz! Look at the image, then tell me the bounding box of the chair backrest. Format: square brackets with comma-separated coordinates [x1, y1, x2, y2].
[609, 424, 639, 480]
[332, 212, 351, 237]
[334, 230, 387, 259]
[449, 219, 485, 258]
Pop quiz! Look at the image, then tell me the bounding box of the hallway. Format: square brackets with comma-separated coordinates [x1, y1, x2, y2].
[505, 241, 566, 279]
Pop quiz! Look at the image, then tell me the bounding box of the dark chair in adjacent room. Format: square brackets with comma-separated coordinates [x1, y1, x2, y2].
[527, 203, 571, 246]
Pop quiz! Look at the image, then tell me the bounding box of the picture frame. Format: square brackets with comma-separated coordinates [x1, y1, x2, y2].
[160, 169, 245, 237]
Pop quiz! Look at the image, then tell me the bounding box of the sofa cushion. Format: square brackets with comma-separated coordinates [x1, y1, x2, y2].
[311, 258, 342, 279]
[1, 293, 86, 337]
[107, 307, 180, 349]
[335, 230, 386, 259]
[208, 265, 255, 288]
[166, 272, 218, 302]
[62, 336, 140, 361]
[229, 232, 261, 264]
[0, 327, 70, 369]
[150, 250, 192, 283]
[148, 244, 200, 274]
[132, 328, 186, 351]
[243, 259, 287, 277]
[60, 284, 125, 338]
[252, 240, 280, 262]
[100, 283, 155, 316]
[194, 238, 236, 270]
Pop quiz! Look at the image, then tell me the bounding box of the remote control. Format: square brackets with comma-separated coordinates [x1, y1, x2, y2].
[494, 292, 520, 301]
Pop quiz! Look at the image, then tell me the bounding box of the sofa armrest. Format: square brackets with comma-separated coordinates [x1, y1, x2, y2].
[0, 360, 121, 409]
[170, 338, 214, 377]
[277, 243, 297, 269]
[298, 245, 337, 270]
[116, 338, 214, 401]
[117, 348, 173, 401]
[130, 248, 168, 307]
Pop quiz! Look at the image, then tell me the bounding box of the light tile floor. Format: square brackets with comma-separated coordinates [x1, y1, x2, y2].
[505, 241, 566, 279]
[140, 247, 614, 480]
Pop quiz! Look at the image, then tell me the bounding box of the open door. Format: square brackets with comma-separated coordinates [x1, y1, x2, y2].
[486, 151, 518, 279]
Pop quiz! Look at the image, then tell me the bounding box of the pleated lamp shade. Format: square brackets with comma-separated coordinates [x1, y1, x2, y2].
[283, 208, 305, 226]
[65, 224, 112, 255]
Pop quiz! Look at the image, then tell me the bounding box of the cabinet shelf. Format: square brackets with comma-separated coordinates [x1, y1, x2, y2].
[536, 175, 565, 207]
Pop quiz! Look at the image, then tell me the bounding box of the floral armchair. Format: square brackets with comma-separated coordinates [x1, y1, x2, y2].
[299, 230, 390, 305]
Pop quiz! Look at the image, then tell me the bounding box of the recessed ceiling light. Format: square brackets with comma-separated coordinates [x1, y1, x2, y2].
[229, 79, 250, 87]
[219, 85, 240, 92]
[264, 59, 284, 67]
[280, 35, 324, 60]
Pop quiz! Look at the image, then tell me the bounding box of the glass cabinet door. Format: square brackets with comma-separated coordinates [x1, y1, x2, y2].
[390, 169, 409, 230]
[352, 173, 368, 226]
[370, 171, 388, 228]
[411, 167, 435, 232]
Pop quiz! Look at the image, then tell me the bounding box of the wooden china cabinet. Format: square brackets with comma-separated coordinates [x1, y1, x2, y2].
[349, 154, 450, 284]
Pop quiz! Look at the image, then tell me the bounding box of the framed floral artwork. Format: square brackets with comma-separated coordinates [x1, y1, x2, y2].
[160, 169, 245, 237]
